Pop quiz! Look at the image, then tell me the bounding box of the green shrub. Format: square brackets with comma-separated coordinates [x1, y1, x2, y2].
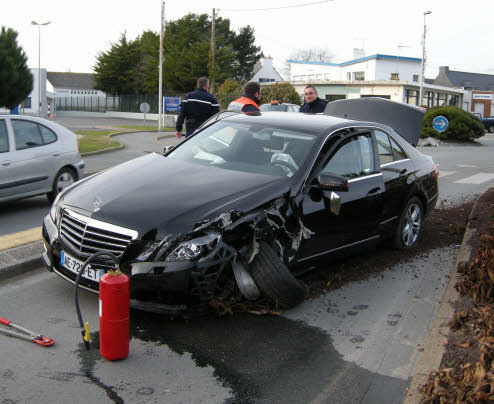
[215, 79, 242, 110]
[421, 106, 484, 141]
[260, 82, 302, 105]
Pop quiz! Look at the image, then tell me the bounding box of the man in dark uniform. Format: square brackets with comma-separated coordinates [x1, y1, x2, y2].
[299, 85, 328, 114]
[175, 77, 220, 139]
[228, 82, 261, 113]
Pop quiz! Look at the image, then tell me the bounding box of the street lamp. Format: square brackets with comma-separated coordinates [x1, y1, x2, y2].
[418, 11, 431, 107]
[31, 20, 51, 117]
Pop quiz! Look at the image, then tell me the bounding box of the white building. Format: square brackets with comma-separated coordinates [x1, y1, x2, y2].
[251, 58, 283, 83]
[288, 54, 422, 83]
[0, 68, 54, 116]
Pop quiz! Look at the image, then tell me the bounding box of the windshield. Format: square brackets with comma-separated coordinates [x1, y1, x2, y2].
[167, 122, 317, 178]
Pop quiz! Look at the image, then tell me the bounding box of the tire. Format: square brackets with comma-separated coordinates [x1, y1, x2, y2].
[47, 168, 76, 203]
[249, 241, 307, 309]
[392, 196, 424, 249]
[489, 125, 494, 134]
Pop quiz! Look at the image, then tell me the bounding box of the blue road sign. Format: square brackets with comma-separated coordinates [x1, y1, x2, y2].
[432, 116, 449, 132]
[164, 97, 181, 113]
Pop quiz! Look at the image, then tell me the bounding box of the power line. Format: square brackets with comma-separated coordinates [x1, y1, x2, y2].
[220, 0, 333, 12]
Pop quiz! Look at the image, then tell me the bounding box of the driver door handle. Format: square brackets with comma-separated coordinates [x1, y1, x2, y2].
[366, 187, 381, 198]
[1, 160, 11, 166]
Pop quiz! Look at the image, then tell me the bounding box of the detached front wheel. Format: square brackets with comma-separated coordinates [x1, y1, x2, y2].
[249, 241, 307, 309]
[392, 196, 424, 249]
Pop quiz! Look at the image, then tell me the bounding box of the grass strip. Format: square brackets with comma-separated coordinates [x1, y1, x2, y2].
[75, 130, 120, 153]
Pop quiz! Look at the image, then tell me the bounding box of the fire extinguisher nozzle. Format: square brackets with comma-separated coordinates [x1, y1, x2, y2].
[81, 322, 90, 350]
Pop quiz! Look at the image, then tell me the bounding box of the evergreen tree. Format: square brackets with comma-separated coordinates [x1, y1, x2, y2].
[0, 26, 33, 109]
[231, 26, 262, 82]
[93, 32, 140, 95]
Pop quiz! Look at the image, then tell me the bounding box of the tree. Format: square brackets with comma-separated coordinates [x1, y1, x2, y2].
[93, 32, 141, 95]
[92, 13, 262, 95]
[289, 48, 334, 63]
[0, 27, 33, 109]
[231, 26, 262, 82]
[421, 106, 485, 141]
[260, 82, 302, 105]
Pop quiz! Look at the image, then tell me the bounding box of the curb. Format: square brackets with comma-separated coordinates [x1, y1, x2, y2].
[403, 197, 480, 403]
[79, 130, 175, 156]
[0, 241, 45, 282]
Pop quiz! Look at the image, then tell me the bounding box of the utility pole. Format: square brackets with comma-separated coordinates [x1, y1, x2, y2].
[419, 11, 431, 107]
[210, 8, 216, 93]
[31, 20, 51, 117]
[158, 1, 165, 131]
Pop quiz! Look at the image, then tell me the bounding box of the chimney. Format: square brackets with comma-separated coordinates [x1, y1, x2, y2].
[439, 66, 449, 76]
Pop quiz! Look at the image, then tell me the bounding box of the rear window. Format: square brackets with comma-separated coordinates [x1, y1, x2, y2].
[39, 125, 57, 144]
[0, 120, 8, 153]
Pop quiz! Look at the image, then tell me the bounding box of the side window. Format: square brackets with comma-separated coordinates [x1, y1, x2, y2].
[0, 120, 8, 153]
[11, 120, 43, 150]
[389, 137, 407, 161]
[374, 130, 393, 165]
[39, 124, 57, 144]
[322, 133, 374, 179]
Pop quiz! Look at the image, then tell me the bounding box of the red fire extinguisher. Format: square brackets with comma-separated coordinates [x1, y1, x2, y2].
[74, 251, 129, 361]
[99, 267, 129, 361]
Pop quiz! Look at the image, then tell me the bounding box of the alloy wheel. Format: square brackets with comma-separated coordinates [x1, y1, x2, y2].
[402, 202, 422, 247]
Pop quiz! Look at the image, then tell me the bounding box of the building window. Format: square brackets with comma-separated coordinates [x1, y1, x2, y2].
[406, 89, 419, 106]
[326, 95, 346, 102]
[437, 93, 446, 106]
[354, 72, 365, 81]
[449, 95, 459, 107]
[390, 73, 399, 80]
[347, 72, 351, 80]
[413, 75, 419, 82]
[21, 97, 32, 108]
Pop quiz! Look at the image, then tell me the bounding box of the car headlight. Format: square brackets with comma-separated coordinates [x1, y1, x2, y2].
[164, 233, 221, 262]
[49, 193, 62, 226]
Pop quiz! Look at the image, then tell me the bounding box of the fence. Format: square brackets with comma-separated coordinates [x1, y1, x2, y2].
[56, 94, 186, 114]
[55, 92, 242, 114]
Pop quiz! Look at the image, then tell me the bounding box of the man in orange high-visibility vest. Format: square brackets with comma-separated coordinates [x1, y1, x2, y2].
[228, 82, 261, 113]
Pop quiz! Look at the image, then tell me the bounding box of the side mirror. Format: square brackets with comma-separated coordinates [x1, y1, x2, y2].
[163, 145, 174, 155]
[316, 173, 349, 192]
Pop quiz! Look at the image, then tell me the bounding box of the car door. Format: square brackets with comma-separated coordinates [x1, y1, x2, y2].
[297, 130, 384, 262]
[374, 129, 414, 230]
[4, 119, 54, 198]
[0, 118, 15, 199]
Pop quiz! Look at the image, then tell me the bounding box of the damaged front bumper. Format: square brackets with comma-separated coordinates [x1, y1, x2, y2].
[41, 214, 236, 316]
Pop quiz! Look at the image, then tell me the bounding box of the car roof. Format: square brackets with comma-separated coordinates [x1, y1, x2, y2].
[221, 111, 356, 134]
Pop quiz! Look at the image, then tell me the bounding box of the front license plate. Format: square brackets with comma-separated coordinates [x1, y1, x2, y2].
[60, 251, 104, 282]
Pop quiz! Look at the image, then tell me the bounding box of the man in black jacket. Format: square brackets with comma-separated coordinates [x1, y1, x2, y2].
[175, 77, 220, 139]
[299, 85, 327, 114]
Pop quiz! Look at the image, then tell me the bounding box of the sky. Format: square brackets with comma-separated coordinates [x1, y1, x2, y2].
[2, 0, 493, 80]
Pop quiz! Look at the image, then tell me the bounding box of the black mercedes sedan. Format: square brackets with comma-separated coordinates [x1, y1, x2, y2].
[42, 98, 439, 315]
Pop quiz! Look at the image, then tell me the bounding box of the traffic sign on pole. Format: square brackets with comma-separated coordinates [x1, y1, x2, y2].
[432, 116, 449, 132]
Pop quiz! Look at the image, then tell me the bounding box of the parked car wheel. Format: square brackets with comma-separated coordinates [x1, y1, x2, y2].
[249, 241, 307, 309]
[392, 196, 424, 249]
[489, 125, 494, 134]
[47, 168, 76, 202]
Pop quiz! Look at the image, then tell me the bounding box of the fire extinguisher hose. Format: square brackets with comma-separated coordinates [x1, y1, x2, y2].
[74, 251, 119, 351]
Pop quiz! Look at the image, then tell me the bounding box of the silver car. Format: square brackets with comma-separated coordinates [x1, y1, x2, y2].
[0, 115, 84, 203]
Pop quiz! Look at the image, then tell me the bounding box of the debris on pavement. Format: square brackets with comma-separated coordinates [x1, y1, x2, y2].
[420, 188, 494, 402]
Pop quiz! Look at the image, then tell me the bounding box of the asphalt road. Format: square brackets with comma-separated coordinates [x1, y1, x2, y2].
[0, 245, 456, 403]
[0, 117, 180, 236]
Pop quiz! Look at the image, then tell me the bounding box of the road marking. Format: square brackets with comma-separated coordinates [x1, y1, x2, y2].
[455, 173, 494, 184]
[438, 171, 455, 178]
[457, 164, 478, 168]
[0, 227, 42, 251]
